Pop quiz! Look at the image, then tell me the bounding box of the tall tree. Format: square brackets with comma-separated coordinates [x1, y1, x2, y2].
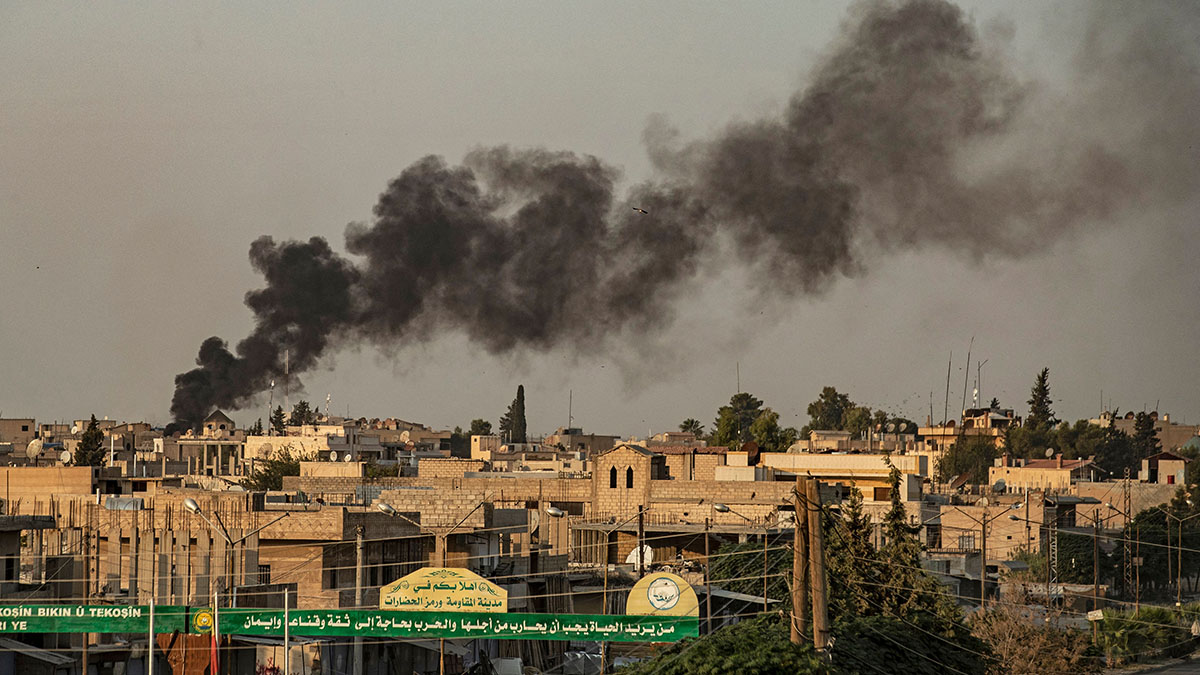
[290, 399, 316, 426]
[712, 392, 764, 447]
[248, 418, 264, 436]
[468, 419, 493, 436]
[678, 418, 705, 437]
[240, 444, 302, 491]
[937, 436, 998, 484]
[73, 415, 107, 466]
[499, 385, 527, 443]
[805, 386, 854, 433]
[749, 408, 798, 453]
[270, 405, 286, 436]
[1131, 411, 1161, 461]
[1026, 368, 1057, 431]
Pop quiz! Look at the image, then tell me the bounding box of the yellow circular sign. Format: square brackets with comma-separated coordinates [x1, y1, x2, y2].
[192, 609, 215, 634]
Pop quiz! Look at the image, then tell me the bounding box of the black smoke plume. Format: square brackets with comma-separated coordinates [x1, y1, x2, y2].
[170, 0, 1197, 427]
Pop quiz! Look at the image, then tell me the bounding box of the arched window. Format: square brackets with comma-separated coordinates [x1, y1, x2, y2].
[626, 466, 634, 489]
[609, 466, 617, 489]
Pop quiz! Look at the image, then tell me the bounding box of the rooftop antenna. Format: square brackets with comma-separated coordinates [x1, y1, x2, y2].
[325, 393, 331, 419]
[268, 380, 275, 436]
[284, 348, 290, 421]
[943, 351, 952, 425]
[568, 389, 573, 430]
[736, 362, 741, 394]
[960, 336, 973, 415]
[975, 358, 988, 408]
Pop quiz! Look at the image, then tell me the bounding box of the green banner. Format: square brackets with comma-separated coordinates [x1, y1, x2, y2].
[222, 608, 697, 642]
[0, 605, 697, 643]
[0, 605, 193, 635]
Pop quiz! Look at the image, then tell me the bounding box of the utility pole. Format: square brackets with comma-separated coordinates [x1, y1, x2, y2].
[980, 506, 988, 607]
[1093, 518, 1101, 642]
[637, 505, 646, 579]
[704, 518, 713, 635]
[806, 480, 829, 652]
[82, 527, 89, 674]
[791, 477, 809, 644]
[354, 525, 364, 675]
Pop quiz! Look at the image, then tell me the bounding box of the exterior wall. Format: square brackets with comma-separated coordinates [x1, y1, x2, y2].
[299, 461, 365, 478]
[1073, 481, 1178, 528]
[989, 465, 1074, 492]
[0, 467, 95, 508]
[591, 446, 656, 519]
[662, 453, 723, 481]
[470, 435, 502, 461]
[938, 500, 1047, 561]
[416, 458, 487, 478]
[0, 419, 36, 448]
[760, 452, 928, 479]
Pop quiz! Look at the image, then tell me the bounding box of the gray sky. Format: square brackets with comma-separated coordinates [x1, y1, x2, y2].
[2, 2, 1197, 437]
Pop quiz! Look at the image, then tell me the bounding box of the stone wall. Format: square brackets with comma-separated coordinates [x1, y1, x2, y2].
[416, 458, 487, 479]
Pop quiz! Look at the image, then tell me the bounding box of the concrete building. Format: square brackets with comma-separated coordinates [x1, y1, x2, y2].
[989, 454, 1100, 493]
[1139, 451, 1189, 485]
[0, 418, 36, 448]
[1091, 410, 1200, 451]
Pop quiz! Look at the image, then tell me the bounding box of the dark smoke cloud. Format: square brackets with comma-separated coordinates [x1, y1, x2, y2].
[170, 0, 1196, 426]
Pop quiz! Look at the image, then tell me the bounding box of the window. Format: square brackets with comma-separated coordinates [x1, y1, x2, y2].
[626, 466, 634, 489]
[258, 565, 271, 585]
[957, 534, 976, 550]
[20, 425, 28, 432]
[609, 466, 617, 489]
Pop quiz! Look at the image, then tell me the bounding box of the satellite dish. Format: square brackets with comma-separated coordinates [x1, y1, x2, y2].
[529, 508, 541, 535]
[625, 545, 654, 567]
[399, 430, 411, 443]
[1045, 448, 1055, 459]
[992, 479, 1007, 493]
[343, 453, 353, 462]
[886, 423, 896, 433]
[70, 425, 80, 435]
[329, 450, 338, 462]
[897, 422, 909, 433]
[59, 450, 72, 464]
[25, 439, 42, 459]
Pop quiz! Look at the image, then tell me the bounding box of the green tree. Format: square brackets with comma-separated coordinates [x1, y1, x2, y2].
[248, 418, 264, 436]
[449, 426, 469, 456]
[827, 485, 879, 616]
[1131, 412, 1161, 461]
[843, 406, 874, 439]
[240, 445, 303, 491]
[468, 419, 493, 436]
[617, 614, 826, 674]
[805, 386, 853, 433]
[1026, 368, 1057, 431]
[72, 415, 107, 466]
[679, 418, 705, 437]
[290, 399, 316, 426]
[936, 436, 997, 484]
[269, 405, 286, 436]
[499, 385, 527, 443]
[749, 408, 798, 453]
[989, 397, 1000, 411]
[713, 392, 764, 447]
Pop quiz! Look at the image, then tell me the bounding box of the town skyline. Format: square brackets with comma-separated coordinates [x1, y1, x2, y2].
[2, 2, 1197, 438]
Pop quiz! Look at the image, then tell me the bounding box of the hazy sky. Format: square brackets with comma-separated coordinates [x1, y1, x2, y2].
[2, 2, 1197, 437]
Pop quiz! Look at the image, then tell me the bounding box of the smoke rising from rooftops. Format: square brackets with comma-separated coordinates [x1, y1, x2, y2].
[168, 0, 1199, 427]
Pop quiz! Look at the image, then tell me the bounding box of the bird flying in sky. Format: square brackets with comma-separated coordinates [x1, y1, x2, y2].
[632, 207, 648, 214]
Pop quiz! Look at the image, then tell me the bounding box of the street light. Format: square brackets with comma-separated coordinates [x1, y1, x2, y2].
[1150, 505, 1200, 608]
[546, 507, 645, 674]
[378, 496, 491, 675]
[184, 498, 291, 673]
[714, 503, 776, 613]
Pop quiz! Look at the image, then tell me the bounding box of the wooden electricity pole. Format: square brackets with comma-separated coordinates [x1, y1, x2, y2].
[807, 479, 830, 651]
[791, 476, 810, 644]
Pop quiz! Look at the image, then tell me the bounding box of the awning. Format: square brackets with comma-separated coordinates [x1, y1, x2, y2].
[0, 636, 75, 666]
